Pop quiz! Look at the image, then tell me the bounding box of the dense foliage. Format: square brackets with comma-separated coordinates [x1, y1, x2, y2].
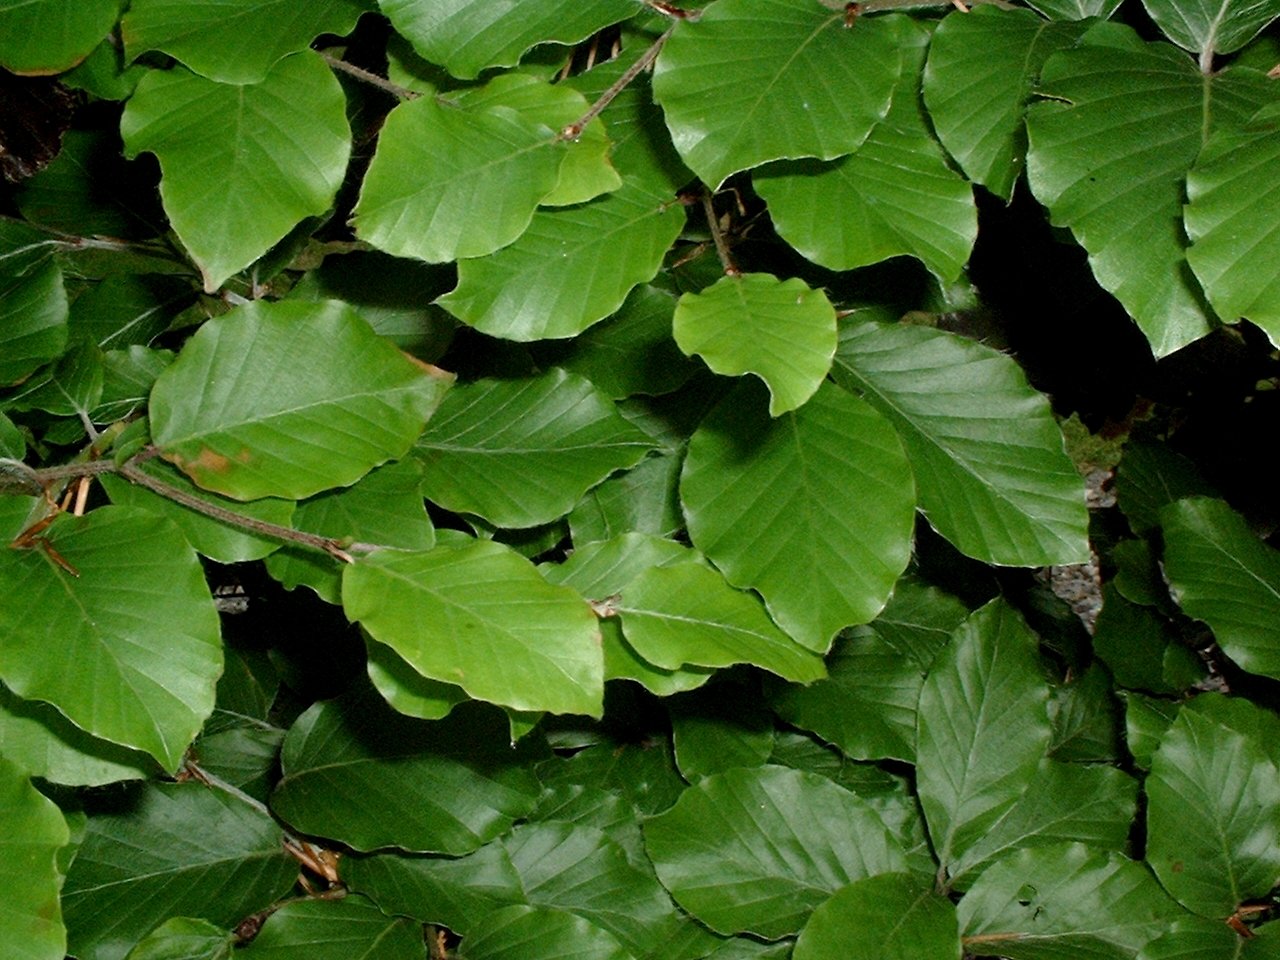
[2, 0, 1280, 958]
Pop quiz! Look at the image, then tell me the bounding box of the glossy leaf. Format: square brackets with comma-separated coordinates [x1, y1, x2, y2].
[833, 320, 1090, 566]
[1024, 0, 1124, 16]
[644, 765, 907, 940]
[120, 52, 350, 292]
[457, 905, 632, 960]
[270, 691, 540, 855]
[0, 0, 120, 74]
[959, 843, 1186, 960]
[379, 0, 640, 80]
[1186, 102, 1280, 344]
[652, 0, 901, 188]
[240, 895, 424, 959]
[1121, 692, 1182, 772]
[569, 452, 684, 545]
[916, 600, 1052, 882]
[1141, 0, 1280, 57]
[365, 636, 468, 721]
[0, 259, 67, 386]
[1026, 29, 1272, 355]
[124, 918, 235, 960]
[0, 757, 68, 960]
[1146, 694, 1280, 917]
[343, 540, 604, 716]
[923, 6, 1091, 200]
[150, 299, 450, 501]
[93, 346, 175, 423]
[0, 506, 221, 771]
[615, 562, 826, 683]
[1139, 916, 1280, 960]
[62, 783, 297, 960]
[122, 0, 371, 84]
[672, 273, 836, 416]
[414, 368, 654, 529]
[438, 173, 686, 341]
[794, 873, 961, 960]
[1161, 497, 1280, 680]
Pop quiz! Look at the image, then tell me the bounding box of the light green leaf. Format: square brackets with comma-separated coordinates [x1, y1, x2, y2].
[916, 600, 1052, 883]
[413, 368, 654, 529]
[344, 540, 604, 716]
[644, 765, 907, 939]
[100, 458, 294, 565]
[150, 299, 450, 501]
[794, 873, 961, 960]
[616, 562, 827, 683]
[0, 259, 67, 387]
[457, 905, 632, 960]
[1161, 497, 1280, 680]
[757, 17, 975, 281]
[1141, 0, 1280, 57]
[0, 682, 158, 786]
[240, 895, 424, 959]
[768, 577, 968, 762]
[265, 459, 434, 603]
[833, 320, 1090, 566]
[923, 5, 1091, 200]
[1186, 102, 1280, 344]
[0, 757, 68, 960]
[0, 0, 121, 74]
[438, 173, 686, 341]
[365, 636, 469, 722]
[120, 52, 350, 292]
[62, 782, 297, 960]
[1146, 694, 1280, 917]
[122, 0, 371, 84]
[342, 840, 526, 937]
[270, 690, 541, 855]
[61, 35, 148, 100]
[0, 506, 221, 771]
[682, 378, 915, 652]
[959, 843, 1186, 960]
[672, 274, 836, 416]
[652, 0, 901, 188]
[378, 0, 641, 80]
[124, 918, 235, 960]
[1026, 31, 1273, 355]
[1024, 0, 1123, 17]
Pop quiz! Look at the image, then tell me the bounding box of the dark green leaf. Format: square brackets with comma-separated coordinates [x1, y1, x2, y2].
[1093, 585, 1204, 694]
[569, 452, 684, 545]
[192, 725, 285, 805]
[538, 736, 686, 818]
[0, 756, 69, 960]
[457, 905, 632, 960]
[7, 341, 103, 417]
[794, 873, 961, 960]
[1141, 0, 1280, 57]
[365, 635, 468, 722]
[1048, 661, 1124, 762]
[1119, 691, 1181, 772]
[670, 681, 775, 781]
[1115, 440, 1217, 536]
[0, 259, 67, 387]
[1138, 916, 1280, 960]
[124, 918, 235, 960]
[93, 346, 174, 423]
[67, 275, 192, 351]
[240, 895, 424, 959]
[1025, 0, 1123, 16]
[0, 0, 121, 74]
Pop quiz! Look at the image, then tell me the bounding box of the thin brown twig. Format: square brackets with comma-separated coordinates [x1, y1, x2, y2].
[317, 50, 421, 100]
[560, 23, 676, 140]
[702, 190, 741, 277]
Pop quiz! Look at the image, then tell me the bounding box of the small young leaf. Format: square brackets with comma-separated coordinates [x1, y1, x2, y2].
[0, 757, 69, 960]
[794, 873, 961, 960]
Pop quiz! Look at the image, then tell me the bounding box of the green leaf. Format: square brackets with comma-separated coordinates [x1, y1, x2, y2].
[616, 562, 826, 683]
[342, 841, 526, 937]
[948, 759, 1138, 892]
[1186, 102, 1280, 344]
[794, 873, 961, 960]
[1048, 661, 1124, 763]
[124, 918, 235, 960]
[413, 368, 654, 529]
[378, 0, 641, 80]
[768, 577, 969, 762]
[438, 173, 687, 341]
[1115, 440, 1217, 536]
[343, 540, 604, 716]
[62, 36, 148, 100]
[191, 724, 285, 804]
[833, 320, 1089, 566]
[0, 682, 158, 786]
[8, 341, 103, 417]
[0, 506, 221, 771]
[264, 459, 434, 603]
[150, 299, 450, 501]
[1120, 692, 1181, 772]
[1146, 694, 1280, 917]
[682, 377, 914, 651]
[569, 452, 685, 545]
[1024, 0, 1123, 17]
[756, 17, 976, 282]
[0, 259, 68, 387]
[62, 782, 297, 960]
[1026, 31, 1272, 356]
[923, 6, 1091, 201]
[1141, 0, 1280, 57]
[652, 0, 901, 188]
[539, 736, 686, 817]
[100, 458, 294, 564]
[1093, 585, 1204, 694]
[122, 0, 371, 84]
[240, 895, 424, 959]
[670, 681, 775, 782]
[457, 905, 632, 960]
[0, 757, 68, 960]
[270, 690, 541, 855]
[958, 843, 1186, 960]
[1161, 497, 1280, 680]
[672, 274, 836, 416]
[0, 0, 121, 74]
[365, 636, 469, 721]
[66, 275, 192, 351]
[1139, 916, 1280, 960]
[120, 52, 350, 292]
[93, 346, 175, 423]
[916, 600, 1052, 883]
[644, 765, 907, 939]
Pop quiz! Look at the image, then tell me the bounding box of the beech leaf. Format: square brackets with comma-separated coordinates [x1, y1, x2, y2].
[0, 758, 68, 960]
[794, 873, 961, 960]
